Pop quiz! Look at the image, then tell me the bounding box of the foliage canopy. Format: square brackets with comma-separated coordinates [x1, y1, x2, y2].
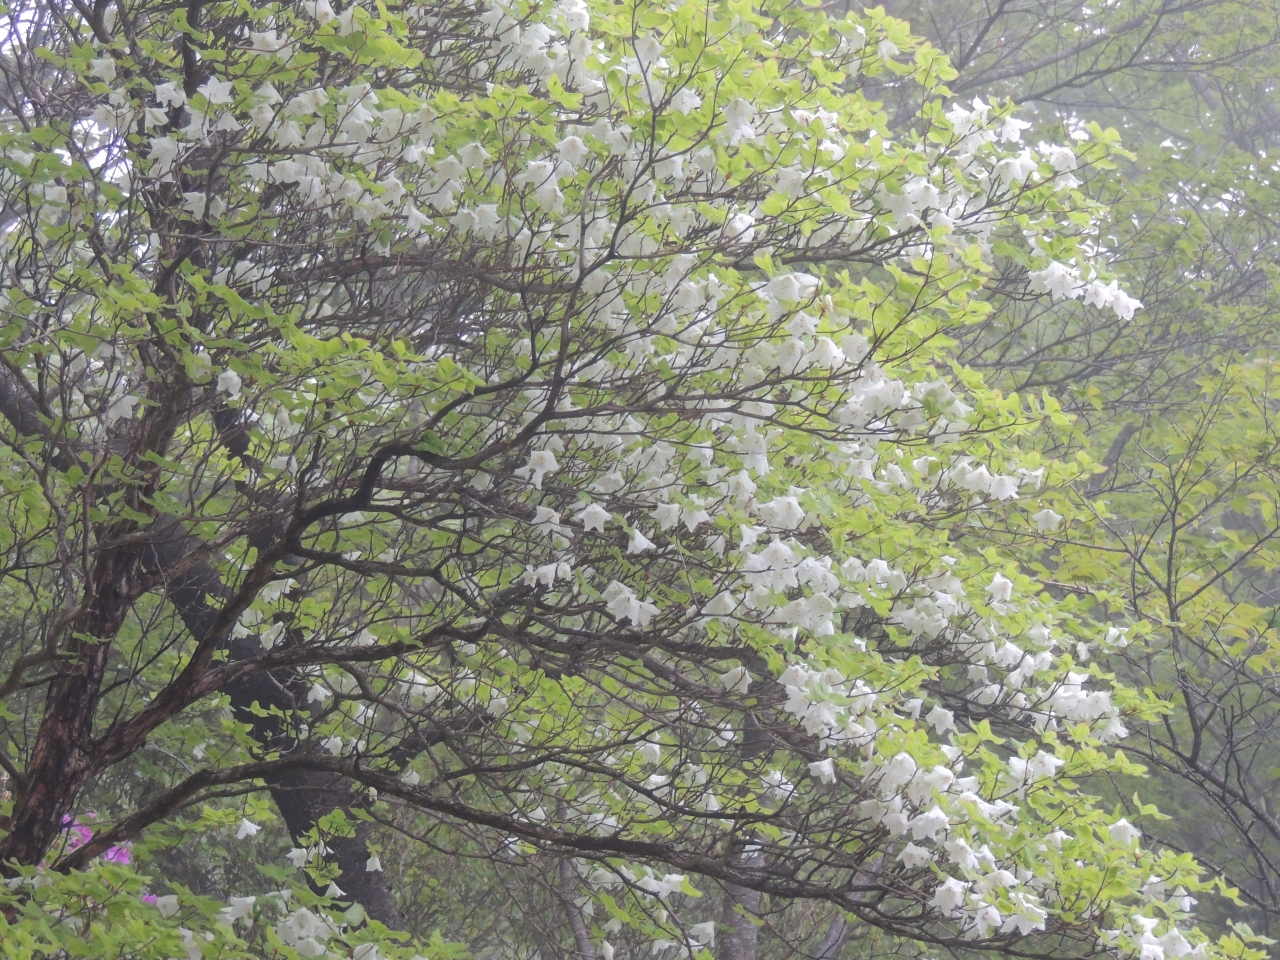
[0, 1, 1267, 959]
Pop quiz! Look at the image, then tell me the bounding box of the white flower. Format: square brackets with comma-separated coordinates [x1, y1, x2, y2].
[1028, 261, 1083, 301]
[671, 88, 703, 114]
[181, 192, 208, 219]
[841, 332, 870, 364]
[679, 502, 710, 533]
[758, 495, 806, 529]
[725, 212, 755, 244]
[302, 0, 335, 22]
[931, 877, 969, 915]
[689, 922, 715, 948]
[1110, 289, 1143, 321]
[325, 882, 346, 898]
[1044, 144, 1076, 171]
[1159, 931, 1193, 959]
[653, 502, 680, 531]
[636, 741, 661, 764]
[989, 475, 1019, 500]
[974, 903, 1002, 937]
[1032, 508, 1063, 533]
[1109, 818, 1141, 845]
[286, 847, 310, 868]
[106, 394, 139, 424]
[148, 136, 181, 176]
[366, 856, 382, 872]
[899, 842, 932, 868]
[515, 159, 564, 211]
[249, 30, 286, 52]
[323, 736, 343, 756]
[986, 572, 1014, 604]
[235, 818, 261, 840]
[524, 449, 559, 489]
[154, 894, 180, 917]
[808, 758, 836, 784]
[718, 665, 751, 694]
[526, 561, 570, 588]
[1105, 625, 1130, 647]
[763, 273, 820, 304]
[259, 621, 285, 650]
[558, 135, 589, 167]
[223, 896, 256, 924]
[704, 591, 739, 618]
[1083, 279, 1143, 320]
[603, 581, 660, 626]
[458, 142, 491, 169]
[926, 705, 956, 734]
[532, 505, 563, 536]
[557, 0, 589, 31]
[217, 369, 242, 398]
[633, 33, 663, 69]
[909, 805, 949, 841]
[637, 873, 686, 900]
[197, 77, 235, 105]
[88, 57, 116, 82]
[878, 752, 917, 794]
[627, 528, 655, 554]
[999, 116, 1031, 142]
[761, 770, 795, 802]
[576, 503, 610, 532]
[336, 3, 359, 35]
[154, 81, 186, 108]
[995, 148, 1038, 186]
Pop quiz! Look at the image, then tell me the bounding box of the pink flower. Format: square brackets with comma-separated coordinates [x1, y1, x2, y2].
[65, 822, 94, 849]
[103, 843, 132, 865]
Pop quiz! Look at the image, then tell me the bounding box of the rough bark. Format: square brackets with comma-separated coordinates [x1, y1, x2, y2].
[0, 545, 145, 867]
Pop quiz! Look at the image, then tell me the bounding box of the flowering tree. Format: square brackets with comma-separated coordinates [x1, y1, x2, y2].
[874, 0, 1280, 942]
[0, 0, 1233, 957]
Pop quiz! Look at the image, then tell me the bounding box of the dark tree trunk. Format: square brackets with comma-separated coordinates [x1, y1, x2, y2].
[0, 547, 144, 868]
[153, 529, 405, 928]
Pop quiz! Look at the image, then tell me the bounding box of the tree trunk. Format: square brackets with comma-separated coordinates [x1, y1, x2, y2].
[154, 531, 405, 928]
[814, 914, 850, 960]
[718, 839, 765, 960]
[559, 858, 596, 960]
[0, 547, 143, 868]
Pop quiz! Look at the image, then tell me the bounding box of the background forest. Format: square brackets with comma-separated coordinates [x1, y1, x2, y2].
[3, 1, 1280, 960]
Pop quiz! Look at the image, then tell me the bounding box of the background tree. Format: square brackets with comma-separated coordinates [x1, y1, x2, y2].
[876, 0, 1280, 941]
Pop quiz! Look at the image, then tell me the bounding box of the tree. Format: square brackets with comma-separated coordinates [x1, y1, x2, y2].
[0, 0, 1226, 958]
[872, 0, 1280, 940]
